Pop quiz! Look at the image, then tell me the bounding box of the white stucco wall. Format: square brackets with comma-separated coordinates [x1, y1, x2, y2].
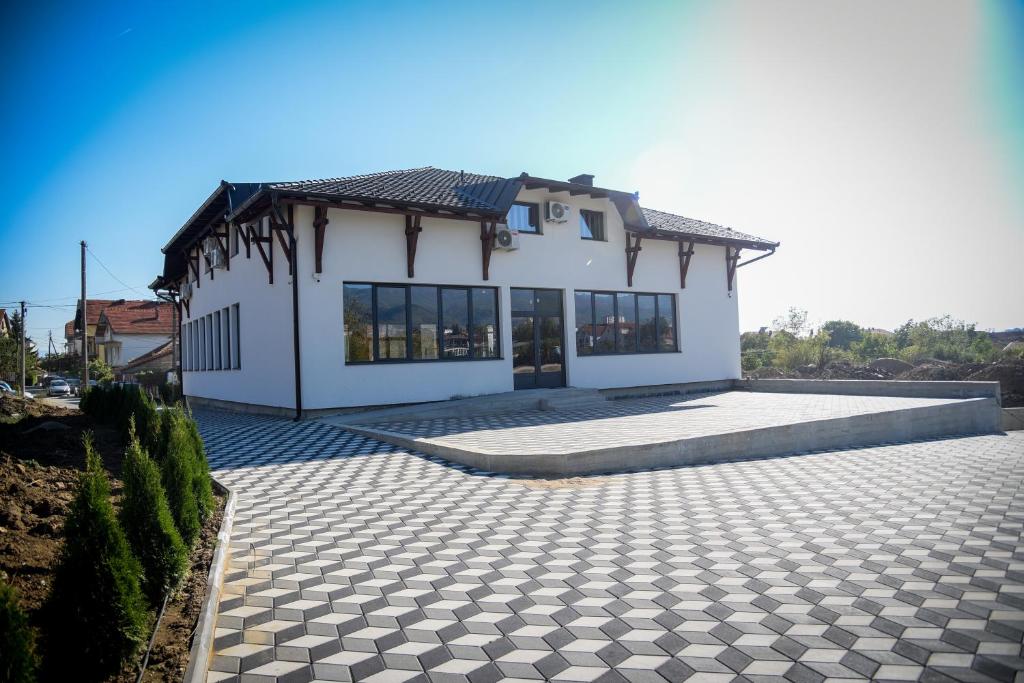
[180, 187, 744, 411]
[294, 186, 742, 410]
[105, 333, 170, 366]
[180, 226, 295, 408]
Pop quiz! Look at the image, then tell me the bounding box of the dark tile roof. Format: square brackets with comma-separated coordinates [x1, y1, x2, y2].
[640, 207, 778, 248]
[267, 167, 520, 214]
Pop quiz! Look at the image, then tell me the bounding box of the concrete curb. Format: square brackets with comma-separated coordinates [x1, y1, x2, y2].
[344, 397, 1002, 476]
[736, 378, 1001, 401]
[183, 484, 237, 683]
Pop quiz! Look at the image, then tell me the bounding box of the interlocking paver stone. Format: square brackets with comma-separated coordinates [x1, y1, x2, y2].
[196, 409, 1024, 682]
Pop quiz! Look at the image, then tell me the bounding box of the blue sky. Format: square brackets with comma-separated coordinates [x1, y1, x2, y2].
[2, 0, 1022, 348]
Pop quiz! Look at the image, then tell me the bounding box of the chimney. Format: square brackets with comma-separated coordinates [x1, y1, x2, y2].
[568, 174, 594, 187]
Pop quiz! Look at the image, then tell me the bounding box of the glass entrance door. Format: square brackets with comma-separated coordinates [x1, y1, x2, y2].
[510, 288, 565, 390]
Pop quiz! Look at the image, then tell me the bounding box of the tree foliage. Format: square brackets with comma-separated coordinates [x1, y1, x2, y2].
[821, 320, 863, 349]
[0, 578, 38, 683]
[46, 434, 148, 681]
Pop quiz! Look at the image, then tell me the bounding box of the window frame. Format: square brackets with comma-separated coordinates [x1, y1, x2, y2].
[344, 282, 502, 365]
[574, 289, 678, 356]
[506, 201, 542, 235]
[579, 209, 606, 241]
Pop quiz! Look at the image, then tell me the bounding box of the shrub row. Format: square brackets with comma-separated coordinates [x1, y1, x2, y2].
[0, 579, 38, 683]
[41, 401, 215, 680]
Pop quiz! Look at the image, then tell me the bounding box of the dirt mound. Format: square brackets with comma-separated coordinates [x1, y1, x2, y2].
[964, 360, 1024, 407]
[818, 361, 892, 380]
[0, 394, 75, 420]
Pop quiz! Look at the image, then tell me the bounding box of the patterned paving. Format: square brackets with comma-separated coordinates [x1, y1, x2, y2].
[352, 392, 972, 454]
[196, 409, 1024, 683]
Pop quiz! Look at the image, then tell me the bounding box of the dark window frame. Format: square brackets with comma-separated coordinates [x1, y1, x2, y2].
[574, 289, 678, 356]
[345, 282, 502, 365]
[579, 209, 606, 241]
[507, 201, 542, 235]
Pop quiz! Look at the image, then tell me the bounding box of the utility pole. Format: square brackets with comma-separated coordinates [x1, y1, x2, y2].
[19, 301, 26, 395]
[81, 240, 88, 386]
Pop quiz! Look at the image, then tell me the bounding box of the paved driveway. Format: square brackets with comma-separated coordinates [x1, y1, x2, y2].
[196, 410, 1024, 683]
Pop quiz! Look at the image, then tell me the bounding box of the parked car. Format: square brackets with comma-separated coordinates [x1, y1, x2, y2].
[47, 379, 72, 397]
[65, 378, 82, 396]
[0, 381, 14, 395]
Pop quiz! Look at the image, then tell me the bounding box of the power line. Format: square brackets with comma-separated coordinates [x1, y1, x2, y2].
[86, 246, 149, 298]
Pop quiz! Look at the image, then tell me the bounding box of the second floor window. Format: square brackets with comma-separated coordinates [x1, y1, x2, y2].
[507, 202, 540, 234]
[580, 209, 605, 240]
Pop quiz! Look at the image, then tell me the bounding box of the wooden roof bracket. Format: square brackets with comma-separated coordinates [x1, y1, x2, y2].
[677, 240, 695, 289]
[249, 220, 274, 284]
[735, 247, 776, 269]
[313, 206, 329, 274]
[726, 246, 742, 292]
[180, 297, 190, 319]
[187, 248, 201, 288]
[405, 214, 423, 278]
[480, 220, 497, 281]
[625, 232, 643, 287]
[269, 197, 293, 275]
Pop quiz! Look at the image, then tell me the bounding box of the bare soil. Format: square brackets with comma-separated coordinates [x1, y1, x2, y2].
[0, 405, 225, 683]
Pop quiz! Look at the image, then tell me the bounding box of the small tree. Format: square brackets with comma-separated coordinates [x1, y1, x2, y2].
[88, 357, 114, 383]
[185, 415, 214, 522]
[120, 423, 188, 605]
[45, 434, 148, 681]
[0, 578, 38, 683]
[771, 307, 809, 336]
[162, 412, 202, 546]
[821, 320, 863, 350]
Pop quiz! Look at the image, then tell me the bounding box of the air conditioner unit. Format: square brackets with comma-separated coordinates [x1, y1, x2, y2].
[203, 237, 226, 269]
[546, 201, 571, 223]
[180, 282, 193, 300]
[493, 225, 520, 251]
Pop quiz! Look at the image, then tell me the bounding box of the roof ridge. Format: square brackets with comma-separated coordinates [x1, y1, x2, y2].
[271, 166, 437, 187]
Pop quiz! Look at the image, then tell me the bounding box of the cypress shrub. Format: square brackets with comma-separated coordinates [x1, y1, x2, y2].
[130, 390, 160, 454]
[0, 579, 38, 683]
[162, 413, 201, 546]
[46, 434, 148, 681]
[120, 425, 188, 606]
[185, 416, 214, 522]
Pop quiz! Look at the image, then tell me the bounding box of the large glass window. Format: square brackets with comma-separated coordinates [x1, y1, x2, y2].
[472, 288, 499, 358]
[575, 290, 678, 356]
[343, 283, 501, 363]
[410, 286, 439, 360]
[506, 202, 540, 234]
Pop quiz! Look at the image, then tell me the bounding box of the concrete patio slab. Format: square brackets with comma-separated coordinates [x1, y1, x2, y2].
[192, 410, 1024, 683]
[326, 391, 1002, 476]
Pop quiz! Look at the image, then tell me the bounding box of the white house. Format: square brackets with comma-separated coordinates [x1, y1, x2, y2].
[91, 299, 174, 368]
[153, 168, 778, 416]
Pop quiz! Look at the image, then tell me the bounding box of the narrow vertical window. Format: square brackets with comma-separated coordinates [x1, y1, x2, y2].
[343, 284, 373, 362]
[207, 314, 214, 370]
[182, 324, 189, 371]
[471, 288, 499, 358]
[410, 286, 439, 360]
[441, 288, 469, 358]
[223, 307, 231, 369]
[658, 294, 677, 352]
[637, 295, 657, 352]
[376, 286, 407, 360]
[213, 310, 222, 370]
[199, 317, 207, 371]
[574, 291, 593, 356]
[593, 293, 615, 353]
[232, 303, 241, 369]
[616, 293, 637, 353]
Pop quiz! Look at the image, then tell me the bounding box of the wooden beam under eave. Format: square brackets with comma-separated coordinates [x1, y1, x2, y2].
[313, 206, 329, 274]
[213, 223, 230, 271]
[279, 198, 491, 224]
[678, 240, 695, 289]
[625, 233, 643, 287]
[480, 220, 496, 281]
[726, 246, 742, 292]
[405, 214, 423, 278]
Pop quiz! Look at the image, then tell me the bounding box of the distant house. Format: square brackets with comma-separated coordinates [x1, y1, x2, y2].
[92, 300, 174, 368]
[154, 167, 779, 415]
[118, 339, 174, 381]
[0, 309, 11, 337]
[65, 299, 116, 356]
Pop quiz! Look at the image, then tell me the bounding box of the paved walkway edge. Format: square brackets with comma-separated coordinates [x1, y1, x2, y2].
[342, 398, 1003, 476]
[183, 486, 237, 683]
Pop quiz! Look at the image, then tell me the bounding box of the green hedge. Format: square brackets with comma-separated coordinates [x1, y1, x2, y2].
[46, 434, 148, 681]
[120, 424, 188, 606]
[0, 578, 38, 683]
